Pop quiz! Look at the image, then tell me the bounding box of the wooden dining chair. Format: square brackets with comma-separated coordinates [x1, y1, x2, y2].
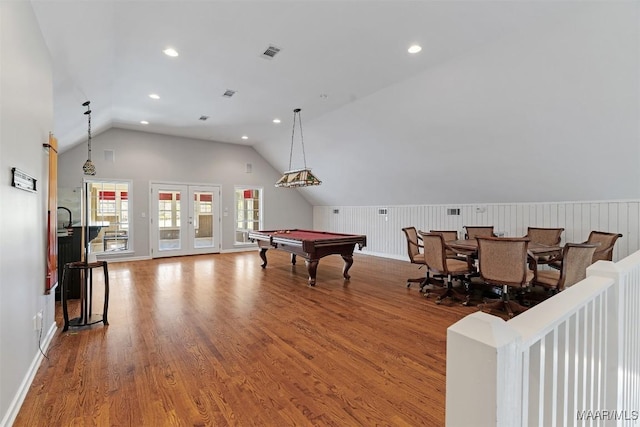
[463, 225, 494, 240]
[401, 227, 428, 289]
[532, 243, 597, 296]
[549, 230, 623, 270]
[476, 236, 534, 318]
[429, 230, 466, 261]
[524, 226, 564, 266]
[525, 227, 564, 246]
[586, 231, 623, 262]
[419, 231, 472, 305]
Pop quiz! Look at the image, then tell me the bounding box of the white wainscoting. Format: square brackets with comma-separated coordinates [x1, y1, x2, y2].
[313, 200, 640, 262]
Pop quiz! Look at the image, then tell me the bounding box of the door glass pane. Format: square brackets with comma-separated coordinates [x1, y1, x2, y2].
[193, 191, 214, 248]
[158, 190, 181, 251]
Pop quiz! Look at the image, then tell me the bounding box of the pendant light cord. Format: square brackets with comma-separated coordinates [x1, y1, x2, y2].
[83, 101, 92, 161]
[288, 108, 306, 171]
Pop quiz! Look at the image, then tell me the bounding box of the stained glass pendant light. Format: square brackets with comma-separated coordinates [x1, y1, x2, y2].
[275, 108, 322, 188]
[82, 100, 96, 176]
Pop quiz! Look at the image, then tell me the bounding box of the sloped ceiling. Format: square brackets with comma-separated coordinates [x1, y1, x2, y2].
[31, 1, 639, 206]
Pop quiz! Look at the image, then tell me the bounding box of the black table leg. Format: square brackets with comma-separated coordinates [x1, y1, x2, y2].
[341, 254, 354, 280]
[305, 259, 318, 286]
[259, 248, 268, 268]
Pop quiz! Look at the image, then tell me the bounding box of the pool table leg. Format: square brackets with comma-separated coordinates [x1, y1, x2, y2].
[291, 253, 297, 265]
[259, 248, 268, 268]
[341, 254, 354, 280]
[305, 259, 318, 286]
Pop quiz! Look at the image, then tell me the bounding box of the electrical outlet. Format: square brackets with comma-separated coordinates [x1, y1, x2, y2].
[33, 311, 43, 331]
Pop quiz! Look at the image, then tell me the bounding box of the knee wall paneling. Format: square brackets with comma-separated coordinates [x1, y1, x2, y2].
[313, 200, 640, 262]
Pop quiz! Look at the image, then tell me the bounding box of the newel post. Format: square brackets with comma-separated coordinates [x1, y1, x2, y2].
[446, 311, 522, 427]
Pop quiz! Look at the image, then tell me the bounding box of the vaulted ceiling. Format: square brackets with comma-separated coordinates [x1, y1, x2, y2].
[31, 1, 638, 206]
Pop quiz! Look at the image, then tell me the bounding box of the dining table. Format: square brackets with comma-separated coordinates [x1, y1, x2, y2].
[447, 238, 562, 259]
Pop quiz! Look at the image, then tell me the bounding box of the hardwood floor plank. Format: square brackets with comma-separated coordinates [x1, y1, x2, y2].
[15, 251, 478, 426]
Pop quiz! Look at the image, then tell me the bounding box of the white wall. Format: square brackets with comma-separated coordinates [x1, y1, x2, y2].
[0, 2, 56, 425]
[57, 128, 313, 258]
[314, 199, 639, 262]
[259, 2, 640, 207]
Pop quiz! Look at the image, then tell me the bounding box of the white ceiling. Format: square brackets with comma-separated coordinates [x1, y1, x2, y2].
[32, 1, 631, 207]
[32, 1, 576, 149]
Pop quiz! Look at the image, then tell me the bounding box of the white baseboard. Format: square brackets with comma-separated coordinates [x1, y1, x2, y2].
[222, 246, 257, 254]
[96, 255, 151, 263]
[1, 321, 57, 427]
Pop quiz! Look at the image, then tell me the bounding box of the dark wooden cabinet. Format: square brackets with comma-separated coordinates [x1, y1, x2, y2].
[56, 226, 103, 300]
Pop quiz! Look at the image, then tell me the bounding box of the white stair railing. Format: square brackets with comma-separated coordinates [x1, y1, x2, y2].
[446, 252, 640, 427]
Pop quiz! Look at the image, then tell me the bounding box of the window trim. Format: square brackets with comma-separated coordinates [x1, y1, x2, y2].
[84, 178, 134, 257]
[234, 186, 263, 246]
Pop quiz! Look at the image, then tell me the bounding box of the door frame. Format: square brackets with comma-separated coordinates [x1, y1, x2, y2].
[150, 181, 222, 258]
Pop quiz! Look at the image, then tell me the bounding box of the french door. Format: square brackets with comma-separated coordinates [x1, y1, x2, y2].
[150, 183, 221, 258]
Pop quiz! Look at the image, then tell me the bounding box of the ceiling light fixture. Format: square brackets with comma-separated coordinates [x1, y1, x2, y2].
[408, 44, 422, 54]
[275, 108, 321, 188]
[149, 93, 160, 100]
[140, 120, 149, 125]
[273, 118, 281, 124]
[82, 101, 96, 176]
[241, 135, 248, 140]
[163, 48, 179, 57]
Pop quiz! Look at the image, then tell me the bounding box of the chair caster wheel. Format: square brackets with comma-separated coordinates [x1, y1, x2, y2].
[435, 299, 442, 305]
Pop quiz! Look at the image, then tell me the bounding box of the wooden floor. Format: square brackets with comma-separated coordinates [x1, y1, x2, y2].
[15, 251, 478, 426]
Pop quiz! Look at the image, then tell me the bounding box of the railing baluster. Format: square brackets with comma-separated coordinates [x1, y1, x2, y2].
[447, 254, 640, 426]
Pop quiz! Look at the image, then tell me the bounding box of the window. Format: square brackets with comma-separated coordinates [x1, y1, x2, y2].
[158, 191, 180, 228]
[235, 187, 262, 244]
[86, 180, 131, 253]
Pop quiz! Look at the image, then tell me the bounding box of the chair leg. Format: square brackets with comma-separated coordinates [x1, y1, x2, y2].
[424, 270, 456, 297]
[406, 277, 426, 288]
[479, 286, 528, 318]
[406, 266, 428, 289]
[433, 275, 470, 306]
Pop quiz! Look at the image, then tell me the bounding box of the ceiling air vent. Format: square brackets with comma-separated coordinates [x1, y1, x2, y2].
[261, 45, 281, 59]
[222, 89, 236, 98]
[447, 208, 461, 216]
[199, 115, 209, 121]
[378, 208, 388, 215]
[333, 209, 340, 215]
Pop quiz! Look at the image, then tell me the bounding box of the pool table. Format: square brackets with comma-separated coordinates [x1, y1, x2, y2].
[248, 229, 367, 286]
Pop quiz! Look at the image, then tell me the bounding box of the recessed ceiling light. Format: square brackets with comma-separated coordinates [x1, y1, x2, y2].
[163, 48, 179, 57]
[273, 118, 281, 124]
[241, 135, 249, 140]
[140, 120, 149, 125]
[149, 94, 160, 100]
[408, 44, 422, 54]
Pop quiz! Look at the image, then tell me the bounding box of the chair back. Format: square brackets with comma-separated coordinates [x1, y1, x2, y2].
[477, 237, 530, 287]
[420, 232, 448, 274]
[430, 230, 458, 242]
[464, 226, 494, 240]
[525, 227, 564, 246]
[402, 227, 422, 263]
[586, 231, 623, 262]
[431, 230, 458, 257]
[559, 243, 598, 290]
